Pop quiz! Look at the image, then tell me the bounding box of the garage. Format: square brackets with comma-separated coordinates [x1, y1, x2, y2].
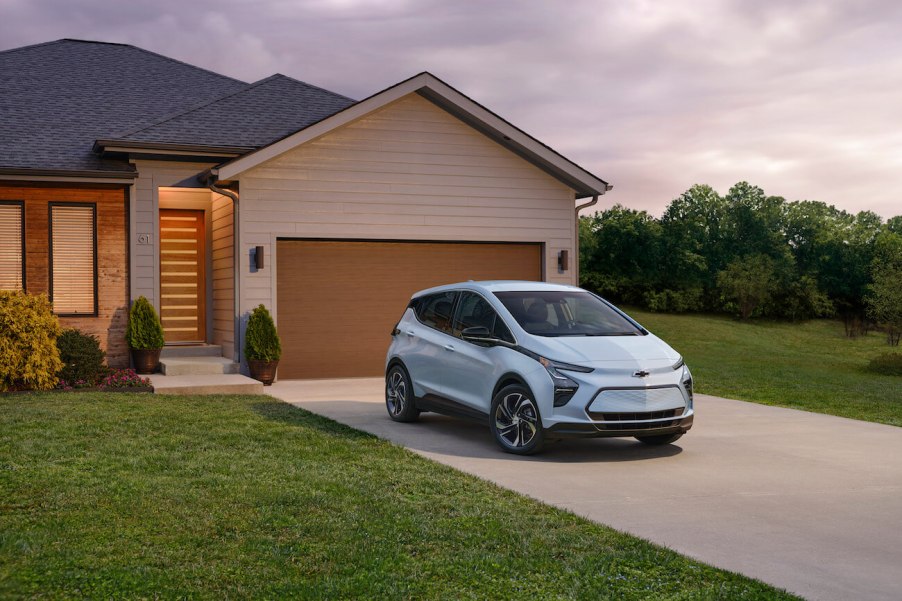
[276, 239, 542, 379]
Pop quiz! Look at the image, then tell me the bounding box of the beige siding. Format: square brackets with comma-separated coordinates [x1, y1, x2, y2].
[211, 194, 235, 359]
[237, 93, 578, 324]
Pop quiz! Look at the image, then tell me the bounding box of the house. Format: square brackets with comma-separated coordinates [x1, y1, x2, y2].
[0, 39, 610, 381]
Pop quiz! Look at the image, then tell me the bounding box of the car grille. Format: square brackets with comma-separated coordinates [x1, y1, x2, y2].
[602, 408, 683, 421]
[595, 408, 683, 430]
[587, 387, 686, 421]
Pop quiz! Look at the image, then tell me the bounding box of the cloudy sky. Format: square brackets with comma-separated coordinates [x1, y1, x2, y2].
[2, 0, 900, 218]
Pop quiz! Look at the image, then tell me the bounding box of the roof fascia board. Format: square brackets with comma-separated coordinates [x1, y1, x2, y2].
[0, 168, 136, 181]
[95, 139, 252, 156]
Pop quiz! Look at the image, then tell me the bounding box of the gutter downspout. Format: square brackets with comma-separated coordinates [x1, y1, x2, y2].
[204, 171, 241, 364]
[574, 184, 612, 285]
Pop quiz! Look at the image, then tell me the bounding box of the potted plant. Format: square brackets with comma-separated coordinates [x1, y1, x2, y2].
[126, 296, 165, 374]
[245, 304, 281, 385]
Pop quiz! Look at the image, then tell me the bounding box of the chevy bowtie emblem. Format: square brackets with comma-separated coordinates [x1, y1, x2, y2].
[633, 370, 650, 378]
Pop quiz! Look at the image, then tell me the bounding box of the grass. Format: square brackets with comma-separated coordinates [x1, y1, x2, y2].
[629, 309, 902, 426]
[0, 393, 795, 600]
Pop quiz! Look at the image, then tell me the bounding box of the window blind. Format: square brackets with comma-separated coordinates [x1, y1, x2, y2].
[51, 204, 96, 315]
[0, 202, 24, 291]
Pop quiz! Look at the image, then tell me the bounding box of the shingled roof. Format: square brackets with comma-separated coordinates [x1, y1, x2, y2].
[107, 74, 355, 150]
[0, 39, 355, 177]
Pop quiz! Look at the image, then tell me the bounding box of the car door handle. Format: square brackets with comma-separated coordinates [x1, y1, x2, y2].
[406, 330, 416, 337]
[444, 344, 455, 352]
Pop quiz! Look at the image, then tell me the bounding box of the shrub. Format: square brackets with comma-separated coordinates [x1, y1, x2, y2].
[0, 291, 63, 391]
[125, 296, 165, 350]
[99, 368, 151, 389]
[867, 353, 902, 377]
[244, 304, 281, 362]
[57, 329, 107, 386]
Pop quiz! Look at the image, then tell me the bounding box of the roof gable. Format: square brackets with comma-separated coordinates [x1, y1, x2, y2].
[214, 73, 610, 198]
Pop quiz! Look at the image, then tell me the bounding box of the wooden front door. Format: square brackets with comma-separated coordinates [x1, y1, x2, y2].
[159, 209, 205, 343]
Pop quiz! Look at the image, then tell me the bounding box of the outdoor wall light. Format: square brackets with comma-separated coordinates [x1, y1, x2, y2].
[558, 249, 569, 271]
[254, 245, 264, 269]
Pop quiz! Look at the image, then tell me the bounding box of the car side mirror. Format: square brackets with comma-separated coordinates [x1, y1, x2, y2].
[461, 326, 500, 345]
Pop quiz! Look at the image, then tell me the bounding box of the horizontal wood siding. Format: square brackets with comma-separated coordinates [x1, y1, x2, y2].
[0, 182, 129, 367]
[238, 93, 577, 326]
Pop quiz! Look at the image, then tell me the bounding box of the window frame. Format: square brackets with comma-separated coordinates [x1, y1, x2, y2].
[0, 200, 26, 291]
[49, 202, 98, 317]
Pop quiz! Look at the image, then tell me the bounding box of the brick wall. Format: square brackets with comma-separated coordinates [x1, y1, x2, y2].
[0, 182, 130, 367]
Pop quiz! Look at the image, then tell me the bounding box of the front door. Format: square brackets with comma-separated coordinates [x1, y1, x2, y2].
[159, 209, 205, 343]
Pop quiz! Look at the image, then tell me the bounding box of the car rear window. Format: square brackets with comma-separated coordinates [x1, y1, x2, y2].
[494, 290, 644, 337]
[414, 291, 457, 334]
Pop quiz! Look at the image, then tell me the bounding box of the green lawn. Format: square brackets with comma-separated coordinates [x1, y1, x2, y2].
[630, 309, 902, 426]
[0, 393, 794, 600]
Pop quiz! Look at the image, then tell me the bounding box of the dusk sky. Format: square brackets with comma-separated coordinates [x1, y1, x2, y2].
[3, 0, 900, 218]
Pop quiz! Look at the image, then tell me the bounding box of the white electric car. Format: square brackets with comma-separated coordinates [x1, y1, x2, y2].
[385, 281, 694, 454]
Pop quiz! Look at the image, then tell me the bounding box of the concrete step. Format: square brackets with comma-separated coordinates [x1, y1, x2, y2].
[149, 374, 264, 396]
[160, 356, 238, 376]
[161, 344, 223, 358]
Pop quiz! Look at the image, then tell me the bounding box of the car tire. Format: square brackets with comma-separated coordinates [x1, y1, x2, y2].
[490, 384, 545, 455]
[385, 364, 420, 423]
[634, 432, 683, 445]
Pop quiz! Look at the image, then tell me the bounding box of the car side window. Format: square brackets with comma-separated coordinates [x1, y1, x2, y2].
[414, 291, 457, 334]
[452, 292, 515, 344]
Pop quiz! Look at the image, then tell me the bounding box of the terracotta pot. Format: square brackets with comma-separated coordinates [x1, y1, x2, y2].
[131, 348, 161, 374]
[248, 359, 279, 386]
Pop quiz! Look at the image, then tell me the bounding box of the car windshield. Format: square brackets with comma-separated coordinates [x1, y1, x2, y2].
[493, 290, 644, 337]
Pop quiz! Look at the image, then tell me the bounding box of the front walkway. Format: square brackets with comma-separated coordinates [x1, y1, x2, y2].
[268, 379, 902, 601]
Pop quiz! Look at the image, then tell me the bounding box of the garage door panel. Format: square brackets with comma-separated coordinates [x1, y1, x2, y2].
[276, 240, 542, 379]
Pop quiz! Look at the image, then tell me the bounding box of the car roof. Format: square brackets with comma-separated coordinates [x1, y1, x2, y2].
[411, 280, 581, 298]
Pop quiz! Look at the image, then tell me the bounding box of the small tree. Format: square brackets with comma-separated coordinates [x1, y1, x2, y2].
[866, 266, 902, 346]
[717, 254, 778, 319]
[125, 296, 165, 350]
[244, 304, 281, 362]
[0, 291, 62, 391]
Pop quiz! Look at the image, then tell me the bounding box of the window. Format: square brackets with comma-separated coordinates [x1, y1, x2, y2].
[452, 291, 515, 343]
[50, 203, 97, 316]
[0, 201, 25, 291]
[414, 291, 457, 334]
[494, 290, 644, 337]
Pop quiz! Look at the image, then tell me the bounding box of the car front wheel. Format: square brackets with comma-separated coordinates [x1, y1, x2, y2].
[385, 364, 420, 422]
[490, 384, 544, 455]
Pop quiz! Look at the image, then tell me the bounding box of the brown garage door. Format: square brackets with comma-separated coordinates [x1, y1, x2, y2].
[276, 240, 542, 379]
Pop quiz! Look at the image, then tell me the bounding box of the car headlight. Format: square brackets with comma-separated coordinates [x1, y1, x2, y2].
[537, 356, 593, 407]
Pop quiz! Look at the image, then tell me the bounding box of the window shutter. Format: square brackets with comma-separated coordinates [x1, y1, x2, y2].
[51, 204, 96, 315]
[0, 202, 24, 291]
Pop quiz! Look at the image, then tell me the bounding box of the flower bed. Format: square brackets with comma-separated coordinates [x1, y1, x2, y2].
[57, 369, 153, 393]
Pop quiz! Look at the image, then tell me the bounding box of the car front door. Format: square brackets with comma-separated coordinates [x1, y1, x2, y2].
[440, 291, 514, 414]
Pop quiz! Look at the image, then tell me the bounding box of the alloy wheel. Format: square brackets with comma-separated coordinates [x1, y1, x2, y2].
[494, 392, 538, 448]
[386, 369, 407, 416]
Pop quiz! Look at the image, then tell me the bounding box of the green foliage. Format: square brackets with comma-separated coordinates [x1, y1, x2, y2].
[244, 304, 281, 361]
[717, 255, 778, 318]
[578, 180, 899, 324]
[866, 265, 902, 346]
[56, 329, 107, 386]
[0, 291, 62, 391]
[867, 353, 902, 376]
[125, 296, 164, 350]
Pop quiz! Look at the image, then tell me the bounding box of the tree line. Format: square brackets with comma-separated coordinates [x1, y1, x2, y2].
[579, 182, 902, 344]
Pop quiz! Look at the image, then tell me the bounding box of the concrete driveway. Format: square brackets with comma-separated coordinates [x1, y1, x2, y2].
[267, 378, 902, 601]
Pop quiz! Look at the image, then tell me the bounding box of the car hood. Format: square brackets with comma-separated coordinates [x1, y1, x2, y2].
[523, 332, 681, 368]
